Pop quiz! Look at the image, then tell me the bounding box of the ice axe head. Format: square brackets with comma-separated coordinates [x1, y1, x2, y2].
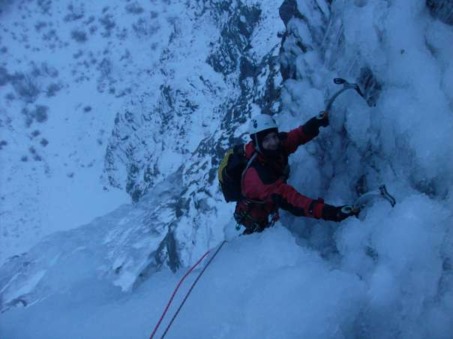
[324, 78, 362, 111]
[333, 78, 365, 98]
[333, 78, 346, 85]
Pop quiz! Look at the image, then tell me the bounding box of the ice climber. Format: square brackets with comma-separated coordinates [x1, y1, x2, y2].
[235, 113, 358, 234]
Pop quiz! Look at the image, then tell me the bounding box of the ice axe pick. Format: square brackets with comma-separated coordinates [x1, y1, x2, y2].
[318, 78, 367, 119]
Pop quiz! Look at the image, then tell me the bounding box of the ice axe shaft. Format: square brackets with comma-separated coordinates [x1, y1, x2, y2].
[341, 185, 396, 215]
[353, 185, 396, 210]
[318, 78, 366, 119]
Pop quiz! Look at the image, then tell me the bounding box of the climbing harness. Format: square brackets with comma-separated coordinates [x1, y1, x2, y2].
[150, 240, 227, 339]
[234, 198, 279, 234]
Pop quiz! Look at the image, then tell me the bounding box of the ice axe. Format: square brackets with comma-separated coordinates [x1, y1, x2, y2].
[317, 77, 367, 119]
[341, 185, 397, 215]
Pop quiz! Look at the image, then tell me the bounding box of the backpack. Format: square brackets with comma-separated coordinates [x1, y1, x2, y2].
[218, 144, 254, 202]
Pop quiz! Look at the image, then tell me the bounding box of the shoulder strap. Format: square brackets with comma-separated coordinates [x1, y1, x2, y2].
[242, 152, 257, 177]
[242, 144, 257, 177]
[239, 151, 259, 202]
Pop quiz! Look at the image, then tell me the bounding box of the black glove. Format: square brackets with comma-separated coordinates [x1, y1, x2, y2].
[303, 112, 329, 136]
[322, 204, 359, 222]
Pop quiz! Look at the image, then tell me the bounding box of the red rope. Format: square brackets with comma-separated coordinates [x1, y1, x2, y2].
[149, 249, 212, 339]
[160, 241, 226, 338]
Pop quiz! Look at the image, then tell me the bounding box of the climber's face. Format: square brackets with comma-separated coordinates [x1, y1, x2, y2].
[261, 132, 280, 151]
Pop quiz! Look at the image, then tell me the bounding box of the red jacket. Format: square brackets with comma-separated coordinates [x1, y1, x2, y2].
[237, 125, 324, 228]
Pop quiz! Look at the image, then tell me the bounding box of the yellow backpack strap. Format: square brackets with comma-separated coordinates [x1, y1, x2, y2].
[218, 148, 234, 183]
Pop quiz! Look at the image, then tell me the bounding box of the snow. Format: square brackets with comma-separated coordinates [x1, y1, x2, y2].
[1, 0, 453, 338]
[4, 214, 449, 338]
[0, 228, 366, 339]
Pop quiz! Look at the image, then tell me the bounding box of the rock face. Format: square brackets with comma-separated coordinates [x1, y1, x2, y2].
[0, 0, 285, 311]
[102, 0, 285, 279]
[104, 0, 283, 203]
